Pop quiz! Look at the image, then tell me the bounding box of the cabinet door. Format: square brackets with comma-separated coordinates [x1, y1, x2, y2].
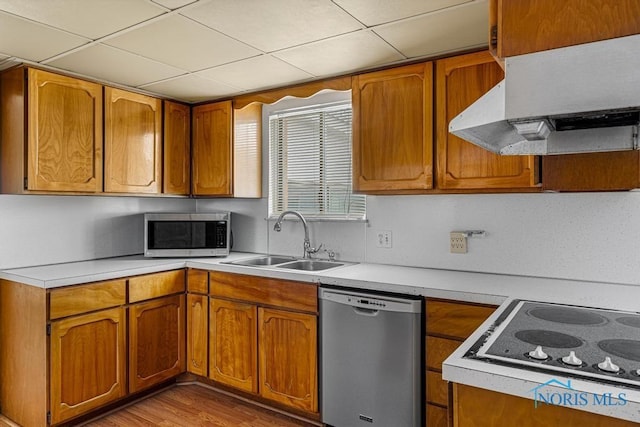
[192, 101, 233, 196]
[436, 51, 538, 190]
[187, 293, 208, 377]
[164, 100, 190, 195]
[129, 294, 185, 393]
[352, 63, 433, 192]
[209, 298, 257, 393]
[28, 68, 103, 192]
[258, 307, 317, 413]
[491, 0, 640, 58]
[50, 307, 126, 424]
[104, 87, 162, 194]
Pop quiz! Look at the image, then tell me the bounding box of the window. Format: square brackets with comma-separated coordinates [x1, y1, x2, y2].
[269, 98, 365, 220]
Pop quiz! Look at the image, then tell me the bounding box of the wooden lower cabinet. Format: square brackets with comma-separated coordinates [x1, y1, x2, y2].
[258, 307, 318, 413]
[187, 293, 209, 376]
[129, 294, 185, 393]
[208, 272, 318, 415]
[50, 307, 127, 424]
[426, 299, 496, 427]
[209, 298, 258, 393]
[453, 384, 635, 427]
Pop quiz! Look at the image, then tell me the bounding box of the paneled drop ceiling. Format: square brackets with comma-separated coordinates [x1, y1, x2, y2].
[0, 0, 488, 103]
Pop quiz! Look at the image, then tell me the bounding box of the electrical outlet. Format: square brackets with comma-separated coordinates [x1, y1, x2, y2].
[450, 232, 467, 254]
[376, 231, 392, 248]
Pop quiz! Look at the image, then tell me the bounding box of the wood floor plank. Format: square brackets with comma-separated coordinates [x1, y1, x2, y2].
[88, 384, 314, 427]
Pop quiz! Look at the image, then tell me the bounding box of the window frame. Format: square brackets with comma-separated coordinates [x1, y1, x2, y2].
[265, 91, 366, 222]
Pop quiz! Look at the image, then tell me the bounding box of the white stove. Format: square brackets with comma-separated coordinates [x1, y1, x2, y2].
[465, 300, 640, 389]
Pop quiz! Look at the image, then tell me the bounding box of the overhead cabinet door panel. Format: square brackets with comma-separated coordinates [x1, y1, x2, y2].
[28, 68, 103, 192]
[104, 87, 162, 194]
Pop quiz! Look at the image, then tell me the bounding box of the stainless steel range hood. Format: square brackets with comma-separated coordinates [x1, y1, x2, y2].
[449, 34, 640, 155]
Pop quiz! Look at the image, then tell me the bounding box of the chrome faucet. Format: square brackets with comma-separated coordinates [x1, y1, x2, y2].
[273, 210, 322, 258]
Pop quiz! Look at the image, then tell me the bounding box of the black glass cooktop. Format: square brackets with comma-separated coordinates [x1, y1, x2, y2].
[466, 300, 640, 388]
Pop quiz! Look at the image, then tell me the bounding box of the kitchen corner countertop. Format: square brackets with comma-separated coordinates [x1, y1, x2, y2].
[1, 252, 640, 312]
[443, 300, 640, 424]
[3, 252, 640, 423]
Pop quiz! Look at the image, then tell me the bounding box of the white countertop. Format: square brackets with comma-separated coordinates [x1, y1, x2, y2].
[2, 252, 640, 311]
[3, 252, 640, 422]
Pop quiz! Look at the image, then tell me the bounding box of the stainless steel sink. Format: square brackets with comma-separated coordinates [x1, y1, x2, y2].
[225, 256, 347, 271]
[277, 260, 344, 271]
[227, 255, 296, 267]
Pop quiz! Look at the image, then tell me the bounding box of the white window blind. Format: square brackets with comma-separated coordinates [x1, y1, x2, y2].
[269, 102, 365, 220]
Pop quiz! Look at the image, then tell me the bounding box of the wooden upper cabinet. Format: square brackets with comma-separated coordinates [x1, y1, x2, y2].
[542, 152, 640, 191]
[192, 101, 233, 196]
[1, 67, 103, 194]
[163, 100, 191, 195]
[352, 62, 433, 193]
[491, 0, 640, 58]
[436, 51, 538, 191]
[104, 87, 162, 194]
[233, 103, 262, 198]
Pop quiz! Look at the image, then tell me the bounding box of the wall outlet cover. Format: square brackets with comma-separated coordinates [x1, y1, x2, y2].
[450, 232, 467, 254]
[376, 230, 392, 248]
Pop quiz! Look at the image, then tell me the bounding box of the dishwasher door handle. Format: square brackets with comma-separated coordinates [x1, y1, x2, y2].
[353, 306, 379, 316]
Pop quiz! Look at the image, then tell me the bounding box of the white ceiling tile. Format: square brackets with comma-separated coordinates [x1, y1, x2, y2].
[105, 15, 260, 72]
[334, 0, 472, 26]
[0, 0, 166, 39]
[197, 56, 314, 91]
[374, 0, 488, 58]
[182, 0, 363, 52]
[273, 31, 404, 77]
[46, 44, 185, 87]
[139, 75, 241, 103]
[151, 0, 196, 10]
[0, 11, 89, 61]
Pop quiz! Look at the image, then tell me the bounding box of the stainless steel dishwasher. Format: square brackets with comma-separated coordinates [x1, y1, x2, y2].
[319, 286, 423, 427]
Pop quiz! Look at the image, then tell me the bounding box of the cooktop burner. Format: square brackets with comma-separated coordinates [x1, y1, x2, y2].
[528, 306, 607, 325]
[598, 340, 640, 362]
[465, 300, 640, 389]
[515, 330, 583, 349]
[616, 316, 640, 329]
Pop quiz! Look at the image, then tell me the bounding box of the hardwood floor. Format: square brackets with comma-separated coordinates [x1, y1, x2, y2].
[86, 384, 316, 426]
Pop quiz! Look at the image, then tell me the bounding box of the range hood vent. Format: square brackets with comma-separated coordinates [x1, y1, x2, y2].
[449, 34, 640, 155]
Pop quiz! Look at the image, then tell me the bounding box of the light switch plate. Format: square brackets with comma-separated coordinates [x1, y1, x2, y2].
[376, 230, 392, 248]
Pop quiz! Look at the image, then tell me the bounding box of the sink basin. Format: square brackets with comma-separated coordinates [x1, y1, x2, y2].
[277, 260, 344, 271]
[228, 255, 296, 267]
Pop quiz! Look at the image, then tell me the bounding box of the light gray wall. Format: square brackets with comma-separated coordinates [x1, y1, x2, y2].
[198, 192, 640, 286]
[0, 195, 195, 269]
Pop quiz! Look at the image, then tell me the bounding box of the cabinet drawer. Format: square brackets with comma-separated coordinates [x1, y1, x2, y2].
[426, 403, 449, 427]
[426, 370, 449, 407]
[209, 271, 317, 313]
[129, 270, 185, 303]
[427, 336, 461, 371]
[187, 269, 208, 294]
[426, 300, 495, 339]
[49, 279, 126, 319]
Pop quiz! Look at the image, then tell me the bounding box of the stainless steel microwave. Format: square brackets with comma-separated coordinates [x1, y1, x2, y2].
[144, 212, 231, 257]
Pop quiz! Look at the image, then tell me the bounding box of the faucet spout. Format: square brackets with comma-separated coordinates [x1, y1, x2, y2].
[273, 210, 312, 258]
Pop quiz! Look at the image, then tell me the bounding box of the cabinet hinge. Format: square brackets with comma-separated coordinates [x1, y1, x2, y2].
[46, 324, 51, 336]
[24, 177, 28, 189]
[490, 25, 498, 47]
[47, 411, 51, 425]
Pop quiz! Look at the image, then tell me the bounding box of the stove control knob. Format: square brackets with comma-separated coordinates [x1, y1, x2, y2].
[528, 346, 549, 360]
[561, 351, 583, 366]
[597, 357, 620, 373]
